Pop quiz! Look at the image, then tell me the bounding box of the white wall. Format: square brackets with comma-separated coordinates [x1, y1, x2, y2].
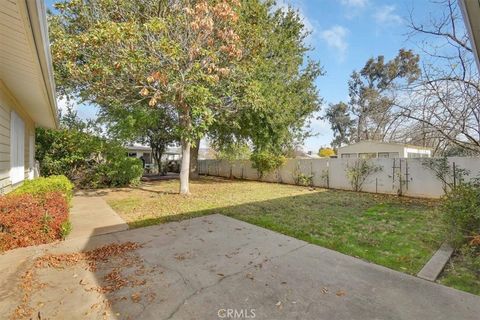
[338, 141, 432, 158]
[198, 157, 480, 198]
[0, 81, 36, 194]
[338, 141, 404, 158]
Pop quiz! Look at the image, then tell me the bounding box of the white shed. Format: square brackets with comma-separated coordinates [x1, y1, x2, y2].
[337, 141, 432, 159]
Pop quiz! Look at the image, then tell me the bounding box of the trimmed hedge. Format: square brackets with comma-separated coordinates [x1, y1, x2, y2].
[12, 175, 74, 203]
[0, 192, 70, 251]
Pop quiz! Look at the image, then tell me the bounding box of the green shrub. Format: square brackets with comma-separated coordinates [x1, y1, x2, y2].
[251, 151, 285, 178]
[12, 175, 74, 203]
[295, 172, 313, 186]
[441, 183, 480, 247]
[60, 220, 73, 239]
[36, 128, 143, 188]
[94, 157, 143, 188]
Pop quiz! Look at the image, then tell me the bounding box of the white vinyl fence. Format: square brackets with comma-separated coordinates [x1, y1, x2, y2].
[198, 157, 480, 198]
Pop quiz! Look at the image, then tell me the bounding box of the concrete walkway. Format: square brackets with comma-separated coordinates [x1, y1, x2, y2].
[67, 192, 129, 239]
[0, 214, 478, 319]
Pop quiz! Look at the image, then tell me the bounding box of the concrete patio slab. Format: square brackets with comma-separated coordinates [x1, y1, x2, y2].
[67, 193, 129, 239]
[0, 214, 478, 320]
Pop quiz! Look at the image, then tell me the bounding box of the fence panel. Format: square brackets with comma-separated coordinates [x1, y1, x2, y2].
[197, 157, 480, 198]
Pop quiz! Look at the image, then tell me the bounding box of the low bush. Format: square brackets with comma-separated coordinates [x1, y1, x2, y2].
[295, 172, 313, 186]
[0, 192, 70, 251]
[250, 150, 285, 178]
[345, 159, 382, 192]
[441, 183, 480, 247]
[12, 175, 74, 203]
[80, 157, 143, 188]
[36, 128, 143, 188]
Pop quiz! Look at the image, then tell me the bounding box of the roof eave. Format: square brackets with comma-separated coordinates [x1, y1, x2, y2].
[459, 0, 480, 73]
[25, 0, 59, 129]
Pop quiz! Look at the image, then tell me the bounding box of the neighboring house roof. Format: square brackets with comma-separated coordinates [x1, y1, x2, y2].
[0, 0, 58, 128]
[338, 141, 433, 151]
[459, 0, 480, 72]
[126, 145, 152, 152]
[304, 153, 321, 159]
[126, 145, 182, 155]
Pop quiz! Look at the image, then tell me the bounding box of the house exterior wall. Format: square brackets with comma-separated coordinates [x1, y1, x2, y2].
[0, 81, 36, 194]
[338, 142, 404, 158]
[404, 147, 431, 158]
[337, 141, 432, 159]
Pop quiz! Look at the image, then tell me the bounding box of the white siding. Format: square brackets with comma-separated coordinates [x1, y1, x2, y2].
[10, 111, 24, 184]
[0, 81, 35, 193]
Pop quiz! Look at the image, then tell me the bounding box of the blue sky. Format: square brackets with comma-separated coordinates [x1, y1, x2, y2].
[49, 0, 436, 151]
[286, 0, 435, 151]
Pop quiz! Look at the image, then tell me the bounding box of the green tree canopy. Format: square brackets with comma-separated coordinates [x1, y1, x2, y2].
[209, 1, 323, 165]
[49, 0, 322, 192]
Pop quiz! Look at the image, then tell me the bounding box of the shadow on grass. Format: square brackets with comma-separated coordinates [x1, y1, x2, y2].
[122, 189, 442, 271]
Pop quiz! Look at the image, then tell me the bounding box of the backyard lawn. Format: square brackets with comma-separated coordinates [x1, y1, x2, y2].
[439, 253, 480, 295]
[101, 177, 444, 276]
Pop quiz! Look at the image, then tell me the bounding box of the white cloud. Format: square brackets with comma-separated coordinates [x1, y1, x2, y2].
[340, 0, 369, 8]
[320, 25, 348, 61]
[373, 5, 403, 25]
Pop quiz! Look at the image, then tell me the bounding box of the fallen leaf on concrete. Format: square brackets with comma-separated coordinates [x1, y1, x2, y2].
[246, 273, 254, 280]
[174, 252, 188, 261]
[131, 292, 141, 303]
[321, 287, 328, 294]
[336, 290, 346, 297]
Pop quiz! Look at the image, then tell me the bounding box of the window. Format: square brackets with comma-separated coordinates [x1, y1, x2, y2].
[378, 152, 399, 158]
[407, 152, 429, 158]
[10, 111, 25, 184]
[28, 134, 34, 179]
[341, 153, 357, 158]
[128, 152, 137, 157]
[359, 153, 377, 159]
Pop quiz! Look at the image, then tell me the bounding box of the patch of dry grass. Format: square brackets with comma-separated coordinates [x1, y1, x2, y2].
[102, 177, 317, 225]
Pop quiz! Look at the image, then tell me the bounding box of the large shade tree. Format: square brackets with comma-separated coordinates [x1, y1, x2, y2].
[49, 0, 322, 192]
[99, 104, 178, 174]
[50, 0, 243, 194]
[324, 50, 420, 147]
[208, 2, 323, 161]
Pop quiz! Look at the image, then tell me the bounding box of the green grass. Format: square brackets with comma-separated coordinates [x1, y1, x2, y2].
[439, 252, 480, 296]
[103, 177, 443, 275]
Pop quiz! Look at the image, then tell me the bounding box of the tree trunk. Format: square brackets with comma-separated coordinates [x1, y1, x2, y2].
[180, 140, 191, 194]
[189, 138, 200, 179]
